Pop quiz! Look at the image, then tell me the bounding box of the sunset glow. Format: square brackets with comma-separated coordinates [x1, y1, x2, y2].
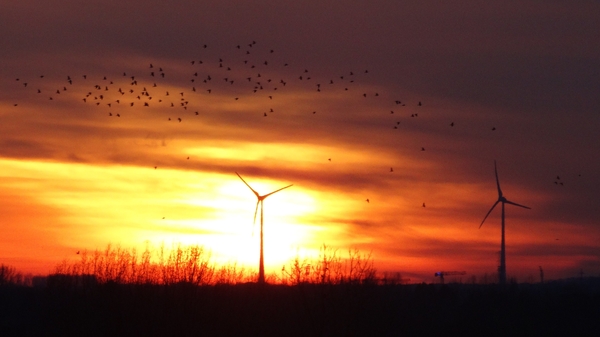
[1, 0, 599, 284]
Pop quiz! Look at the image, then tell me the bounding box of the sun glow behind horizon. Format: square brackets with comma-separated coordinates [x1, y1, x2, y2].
[1, 145, 585, 282]
[0, 157, 337, 274]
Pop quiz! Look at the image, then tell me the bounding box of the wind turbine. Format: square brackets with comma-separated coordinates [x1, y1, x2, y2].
[236, 172, 293, 284]
[479, 160, 531, 285]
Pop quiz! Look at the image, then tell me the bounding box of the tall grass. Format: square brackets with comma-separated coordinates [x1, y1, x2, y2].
[54, 243, 234, 286]
[280, 245, 377, 285]
[51, 243, 377, 286]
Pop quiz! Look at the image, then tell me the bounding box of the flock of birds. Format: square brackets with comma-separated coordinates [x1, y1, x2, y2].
[8, 40, 574, 207]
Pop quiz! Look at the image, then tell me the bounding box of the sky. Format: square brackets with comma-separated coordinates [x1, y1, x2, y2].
[1, 0, 599, 283]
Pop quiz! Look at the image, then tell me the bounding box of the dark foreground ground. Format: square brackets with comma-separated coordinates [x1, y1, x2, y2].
[2, 278, 600, 337]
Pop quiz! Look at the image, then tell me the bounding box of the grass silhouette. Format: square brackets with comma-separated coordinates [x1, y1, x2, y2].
[53, 243, 254, 286]
[49, 243, 377, 287]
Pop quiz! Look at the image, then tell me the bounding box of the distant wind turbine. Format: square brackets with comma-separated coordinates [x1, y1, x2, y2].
[236, 172, 293, 284]
[479, 160, 531, 285]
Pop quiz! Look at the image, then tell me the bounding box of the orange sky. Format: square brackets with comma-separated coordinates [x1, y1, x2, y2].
[1, 0, 599, 283]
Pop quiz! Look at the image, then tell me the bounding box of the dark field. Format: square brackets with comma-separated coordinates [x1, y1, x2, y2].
[2, 279, 600, 337]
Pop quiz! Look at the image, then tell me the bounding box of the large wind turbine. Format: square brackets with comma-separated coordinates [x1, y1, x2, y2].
[479, 161, 531, 285]
[236, 172, 293, 284]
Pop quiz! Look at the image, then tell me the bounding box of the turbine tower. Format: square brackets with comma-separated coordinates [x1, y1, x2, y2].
[479, 161, 530, 285]
[236, 172, 292, 284]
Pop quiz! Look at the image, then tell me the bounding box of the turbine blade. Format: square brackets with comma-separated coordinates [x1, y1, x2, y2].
[253, 200, 259, 225]
[504, 199, 531, 210]
[236, 172, 260, 198]
[494, 160, 503, 198]
[262, 184, 293, 199]
[480, 200, 500, 228]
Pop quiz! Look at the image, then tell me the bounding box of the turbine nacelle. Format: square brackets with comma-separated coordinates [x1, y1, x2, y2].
[236, 172, 292, 201]
[480, 161, 531, 228]
[236, 172, 293, 224]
